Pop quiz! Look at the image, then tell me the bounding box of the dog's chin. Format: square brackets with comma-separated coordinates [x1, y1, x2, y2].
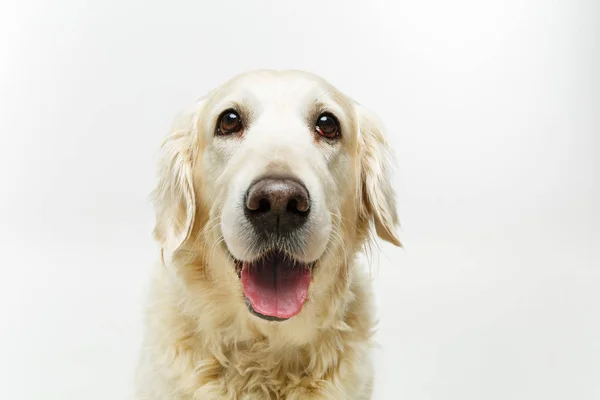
[224, 246, 318, 322]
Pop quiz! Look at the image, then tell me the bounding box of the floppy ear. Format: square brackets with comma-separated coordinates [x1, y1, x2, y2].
[152, 102, 203, 252]
[357, 104, 402, 247]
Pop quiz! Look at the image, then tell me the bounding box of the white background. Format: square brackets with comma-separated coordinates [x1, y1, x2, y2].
[0, 0, 598, 399]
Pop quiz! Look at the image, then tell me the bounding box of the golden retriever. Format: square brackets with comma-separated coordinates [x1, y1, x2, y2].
[135, 70, 401, 399]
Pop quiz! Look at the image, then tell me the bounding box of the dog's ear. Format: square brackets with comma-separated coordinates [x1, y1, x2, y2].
[152, 101, 204, 252]
[356, 104, 402, 247]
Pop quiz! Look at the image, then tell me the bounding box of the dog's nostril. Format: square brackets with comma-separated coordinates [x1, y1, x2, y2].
[287, 198, 309, 215]
[247, 194, 270, 212]
[258, 199, 270, 213]
[287, 199, 299, 214]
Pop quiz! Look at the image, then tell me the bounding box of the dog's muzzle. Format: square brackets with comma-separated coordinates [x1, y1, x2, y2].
[228, 175, 317, 321]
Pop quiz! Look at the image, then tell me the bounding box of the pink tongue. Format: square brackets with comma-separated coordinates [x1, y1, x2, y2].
[241, 258, 311, 319]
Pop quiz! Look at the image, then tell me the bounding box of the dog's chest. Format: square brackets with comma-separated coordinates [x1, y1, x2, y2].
[189, 339, 346, 399]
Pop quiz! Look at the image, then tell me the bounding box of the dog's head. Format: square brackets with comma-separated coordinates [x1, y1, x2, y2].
[153, 70, 400, 325]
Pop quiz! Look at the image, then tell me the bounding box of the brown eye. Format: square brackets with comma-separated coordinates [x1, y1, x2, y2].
[217, 109, 243, 135]
[315, 113, 340, 139]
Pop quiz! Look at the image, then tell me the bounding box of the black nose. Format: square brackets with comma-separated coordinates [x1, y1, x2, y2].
[245, 177, 310, 235]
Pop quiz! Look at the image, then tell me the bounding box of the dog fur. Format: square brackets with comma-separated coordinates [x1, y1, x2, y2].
[135, 70, 400, 399]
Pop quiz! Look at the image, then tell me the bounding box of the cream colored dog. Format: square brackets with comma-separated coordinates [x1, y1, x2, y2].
[135, 70, 401, 400]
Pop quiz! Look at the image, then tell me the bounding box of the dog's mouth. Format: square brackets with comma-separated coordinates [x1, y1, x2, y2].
[229, 250, 316, 321]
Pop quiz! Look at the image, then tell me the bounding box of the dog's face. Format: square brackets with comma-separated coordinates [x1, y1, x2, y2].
[153, 70, 400, 324]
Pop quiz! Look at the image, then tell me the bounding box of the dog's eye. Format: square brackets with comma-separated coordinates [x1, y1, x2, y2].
[315, 113, 340, 139]
[217, 109, 243, 136]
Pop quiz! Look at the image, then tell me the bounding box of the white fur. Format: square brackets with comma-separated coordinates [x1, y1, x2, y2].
[136, 70, 401, 399]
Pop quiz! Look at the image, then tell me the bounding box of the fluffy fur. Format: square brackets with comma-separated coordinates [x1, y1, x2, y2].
[135, 70, 401, 399]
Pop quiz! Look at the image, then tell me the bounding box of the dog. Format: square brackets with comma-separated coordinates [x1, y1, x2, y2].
[135, 70, 401, 399]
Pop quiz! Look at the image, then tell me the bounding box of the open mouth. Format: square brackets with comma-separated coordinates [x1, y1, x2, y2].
[229, 250, 316, 321]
